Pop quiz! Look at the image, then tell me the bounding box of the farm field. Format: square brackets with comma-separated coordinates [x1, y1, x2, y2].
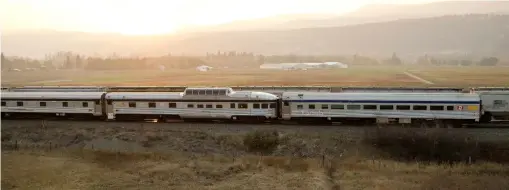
[2, 66, 509, 87]
[2, 120, 509, 190]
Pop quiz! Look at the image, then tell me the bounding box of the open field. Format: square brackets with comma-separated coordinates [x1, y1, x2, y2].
[2, 120, 509, 190]
[2, 66, 509, 87]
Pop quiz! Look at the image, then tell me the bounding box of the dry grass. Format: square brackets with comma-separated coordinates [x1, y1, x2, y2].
[1, 150, 328, 190]
[3, 123, 509, 190]
[3, 149, 509, 190]
[3, 65, 508, 87]
[408, 66, 509, 87]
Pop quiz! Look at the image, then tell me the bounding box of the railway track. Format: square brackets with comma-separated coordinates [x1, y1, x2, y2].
[2, 116, 509, 128]
[3, 119, 509, 144]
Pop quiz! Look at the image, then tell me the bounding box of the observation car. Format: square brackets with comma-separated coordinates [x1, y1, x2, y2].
[1, 91, 106, 118]
[104, 87, 279, 121]
[280, 92, 481, 127]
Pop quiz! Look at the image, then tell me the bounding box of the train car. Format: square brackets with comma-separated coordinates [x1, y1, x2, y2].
[104, 87, 279, 122]
[1, 91, 106, 118]
[478, 91, 509, 121]
[280, 92, 481, 127]
[8, 86, 107, 92]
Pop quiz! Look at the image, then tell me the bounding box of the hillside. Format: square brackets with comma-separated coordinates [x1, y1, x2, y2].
[181, 1, 509, 32]
[166, 14, 509, 56]
[2, 15, 508, 58]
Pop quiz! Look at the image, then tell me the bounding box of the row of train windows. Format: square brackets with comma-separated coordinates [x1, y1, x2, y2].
[126, 102, 277, 109]
[296, 104, 456, 111]
[185, 89, 229, 96]
[1, 101, 90, 107]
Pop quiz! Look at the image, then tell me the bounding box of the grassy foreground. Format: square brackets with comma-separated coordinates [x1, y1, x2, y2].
[2, 127, 509, 190]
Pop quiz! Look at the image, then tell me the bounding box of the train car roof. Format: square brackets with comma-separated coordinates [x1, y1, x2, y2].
[281, 92, 480, 102]
[0, 91, 105, 100]
[229, 91, 279, 100]
[105, 92, 184, 100]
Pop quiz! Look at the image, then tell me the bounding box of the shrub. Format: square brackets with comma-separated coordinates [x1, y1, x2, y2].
[243, 130, 280, 155]
[363, 128, 509, 164]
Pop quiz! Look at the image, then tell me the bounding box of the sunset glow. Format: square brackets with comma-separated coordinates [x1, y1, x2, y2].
[1, 0, 442, 35]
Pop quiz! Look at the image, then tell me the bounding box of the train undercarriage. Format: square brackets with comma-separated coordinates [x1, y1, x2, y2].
[1, 112, 499, 128]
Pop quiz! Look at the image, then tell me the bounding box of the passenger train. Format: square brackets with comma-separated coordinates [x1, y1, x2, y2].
[1, 87, 508, 127]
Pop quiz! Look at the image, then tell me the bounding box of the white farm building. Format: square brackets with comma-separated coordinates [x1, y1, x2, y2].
[259, 62, 348, 70]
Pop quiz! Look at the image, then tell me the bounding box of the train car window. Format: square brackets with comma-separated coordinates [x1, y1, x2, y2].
[297, 105, 303, 109]
[261, 104, 268, 109]
[253, 104, 260, 109]
[331, 104, 344, 109]
[1, 102, 6, 106]
[309, 104, 316, 109]
[107, 100, 113, 105]
[188, 104, 194, 108]
[430, 106, 444, 111]
[169, 103, 177, 108]
[347, 105, 361, 110]
[62, 102, 68, 107]
[206, 104, 213, 108]
[270, 103, 276, 108]
[129, 102, 136, 108]
[413, 105, 427, 110]
[396, 105, 410, 110]
[380, 105, 394, 110]
[199, 90, 206, 95]
[239, 103, 248, 109]
[40, 102, 46, 107]
[149, 102, 156, 108]
[17, 102, 23, 107]
[363, 105, 377, 110]
[82, 102, 89, 107]
[206, 90, 212, 95]
[197, 104, 204, 108]
[216, 104, 223, 108]
[95, 100, 100, 105]
[284, 101, 289, 106]
[321, 104, 329, 109]
[219, 90, 226, 95]
[447, 106, 454, 111]
[213, 90, 219, 95]
[230, 103, 236, 108]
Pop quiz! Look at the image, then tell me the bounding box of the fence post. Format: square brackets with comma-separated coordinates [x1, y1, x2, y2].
[322, 154, 325, 168]
[49, 142, 52, 151]
[15, 140, 18, 150]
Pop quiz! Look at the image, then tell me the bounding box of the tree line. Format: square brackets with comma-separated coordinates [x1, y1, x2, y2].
[0, 51, 502, 71]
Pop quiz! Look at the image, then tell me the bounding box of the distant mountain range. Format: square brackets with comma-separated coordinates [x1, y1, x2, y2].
[1, 1, 509, 58]
[178, 0, 509, 32]
[166, 14, 509, 56]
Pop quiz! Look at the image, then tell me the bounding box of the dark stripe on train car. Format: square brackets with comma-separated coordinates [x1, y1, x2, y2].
[287, 100, 480, 104]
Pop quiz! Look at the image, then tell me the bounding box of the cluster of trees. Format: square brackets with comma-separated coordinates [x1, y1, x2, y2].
[0, 51, 503, 71]
[416, 55, 500, 66]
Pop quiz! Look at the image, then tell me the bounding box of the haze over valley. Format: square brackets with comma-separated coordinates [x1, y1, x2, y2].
[2, 0, 509, 59]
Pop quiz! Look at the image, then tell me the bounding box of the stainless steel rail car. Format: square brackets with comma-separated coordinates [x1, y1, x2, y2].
[280, 92, 481, 127]
[1, 91, 105, 118]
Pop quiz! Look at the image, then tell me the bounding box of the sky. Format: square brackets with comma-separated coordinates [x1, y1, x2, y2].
[0, 0, 443, 35]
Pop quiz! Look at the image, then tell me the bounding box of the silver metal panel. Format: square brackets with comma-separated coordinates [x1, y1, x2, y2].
[1, 92, 105, 100]
[480, 93, 509, 116]
[282, 92, 481, 102]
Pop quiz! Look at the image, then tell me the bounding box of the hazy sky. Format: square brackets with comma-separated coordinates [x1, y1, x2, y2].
[1, 0, 442, 35]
